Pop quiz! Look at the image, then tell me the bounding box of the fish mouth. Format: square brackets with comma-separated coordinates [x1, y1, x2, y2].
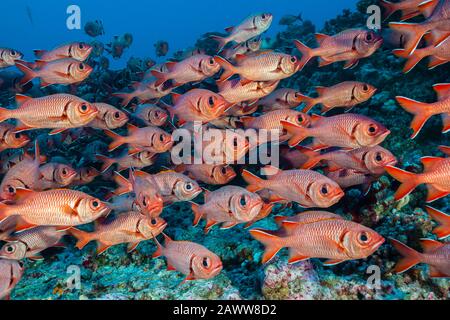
[371, 237, 385, 251]
[384, 158, 398, 167]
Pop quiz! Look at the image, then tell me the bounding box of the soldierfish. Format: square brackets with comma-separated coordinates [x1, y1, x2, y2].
[113, 80, 173, 107]
[327, 168, 376, 194]
[391, 238, 450, 278]
[37, 163, 77, 190]
[222, 38, 262, 61]
[191, 185, 264, 233]
[0, 259, 23, 300]
[211, 13, 273, 50]
[33, 42, 92, 62]
[257, 88, 305, 112]
[298, 81, 377, 113]
[250, 211, 384, 265]
[69, 212, 167, 254]
[151, 54, 220, 87]
[131, 104, 168, 127]
[104, 123, 173, 155]
[0, 123, 30, 152]
[16, 59, 92, 87]
[242, 167, 344, 208]
[300, 145, 398, 175]
[163, 89, 232, 126]
[87, 103, 129, 130]
[0, 188, 110, 231]
[385, 153, 450, 202]
[215, 51, 301, 85]
[70, 167, 100, 186]
[380, 0, 436, 21]
[425, 206, 450, 240]
[218, 78, 279, 105]
[152, 234, 223, 283]
[174, 163, 237, 185]
[96, 151, 156, 173]
[0, 94, 98, 135]
[0, 226, 68, 260]
[281, 113, 390, 150]
[294, 29, 383, 71]
[0, 49, 23, 68]
[395, 83, 450, 138]
[389, 0, 450, 55]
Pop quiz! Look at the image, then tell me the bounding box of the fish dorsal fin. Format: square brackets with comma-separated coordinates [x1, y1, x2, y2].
[133, 169, 150, 179]
[315, 33, 330, 45]
[225, 26, 235, 33]
[281, 220, 300, 234]
[432, 83, 450, 101]
[15, 94, 32, 106]
[315, 86, 326, 96]
[165, 61, 177, 72]
[420, 238, 444, 253]
[171, 93, 182, 105]
[260, 165, 281, 176]
[235, 54, 247, 64]
[421, 156, 444, 172]
[418, 0, 438, 19]
[127, 123, 139, 134]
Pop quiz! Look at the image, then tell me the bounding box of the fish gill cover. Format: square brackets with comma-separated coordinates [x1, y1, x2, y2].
[0, 0, 448, 301]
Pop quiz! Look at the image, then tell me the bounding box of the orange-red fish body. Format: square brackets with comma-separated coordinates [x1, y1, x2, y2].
[132, 104, 168, 127]
[0, 259, 23, 300]
[250, 211, 384, 264]
[37, 163, 77, 190]
[149, 171, 202, 205]
[113, 81, 173, 107]
[153, 234, 223, 282]
[175, 163, 236, 185]
[0, 48, 23, 68]
[258, 88, 304, 112]
[0, 94, 98, 134]
[0, 123, 30, 152]
[70, 167, 100, 186]
[88, 103, 128, 130]
[380, 0, 432, 21]
[218, 78, 279, 104]
[96, 151, 156, 173]
[69, 211, 167, 254]
[34, 42, 92, 62]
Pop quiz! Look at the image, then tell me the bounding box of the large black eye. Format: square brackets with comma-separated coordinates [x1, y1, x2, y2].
[363, 84, 369, 91]
[81, 104, 88, 112]
[202, 257, 210, 267]
[221, 166, 227, 174]
[114, 111, 120, 119]
[240, 195, 246, 207]
[209, 58, 215, 65]
[186, 183, 193, 191]
[368, 125, 377, 134]
[290, 56, 297, 63]
[11, 50, 16, 56]
[6, 245, 14, 253]
[159, 134, 165, 142]
[79, 43, 84, 49]
[8, 186, 15, 194]
[14, 133, 21, 139]
[151, 218, 157, 225]
[62, 168, 68, 175]
[262, 14, 267, 19]
[375, 152, 383, 162]
[79, 63, 85, 70]
[360, 232, 368, 242]
[366, 33, 374, 41]
[208, 96, 214, 106]
[321, 185, 328, 195]
[92, 200, 99, 208]
[297, 114, 305, 124]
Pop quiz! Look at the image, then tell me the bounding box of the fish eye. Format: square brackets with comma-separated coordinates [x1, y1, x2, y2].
[297, 114, 305, 124]
[366, 33, 374, 41]
[208, 96, 215, 106]
[185, 182, 193, 191]
[14, 133, 21, 139]
[114, 111, 121, 119]
[79, 43, 84, 49]
[79, 63, 85, 70]
[261, 14, 267, 19]
[202, 257, 210, 268]
[151, 218, 157, 225]
[80, 104, 88, 112]
[290, 56, 297, 63]
[363, 84, 369, 91]
[5, 245, 15, 253]
[375, 152, 383, 162]
[92, 200, 99, 208]
[10, 50, 16, 56]
[209, 58, 215, 65]
[7, 186, 15, 194]
[221, 166, 227, 174]
[240, 195, 247, 207]
[321, 185, 328, 195]
[159, 134, 165, 142]
[368, 124, 377, 134]
[359, 232, 369, 242]
[62, 168, 68, 175]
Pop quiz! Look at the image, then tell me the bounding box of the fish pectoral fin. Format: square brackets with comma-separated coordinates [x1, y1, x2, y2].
[220, 221, 237, 229]
[204, 219, 218, 234]
[323, 259, 346, 266]
[62, 205, 78, 216]
[429, 266, 448, 278]
[53, 71, 71, 79]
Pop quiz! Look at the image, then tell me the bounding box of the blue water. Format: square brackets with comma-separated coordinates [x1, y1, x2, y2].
[2, 0, 358, 68]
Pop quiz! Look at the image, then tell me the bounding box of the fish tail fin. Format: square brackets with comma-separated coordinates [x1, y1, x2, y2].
[281, 120, 310, 147]
[389, 22, 428, 55]
[150, 70, 168, 87]
[395, 96, 432, 138]
[380, 0, 397, 21]
[112, 93, 134, 107]
[241, 170, 266, 192]
[210, 35, 228, 51]
[425, 205, 450, 240]
[0, 107, 11, 123]
[104, 129, 126, 151]
[249, 228, 283, 264]
[113, 171, 133, 195]
[68, 228, 93, 250]
[95, 154, 115, 173]
[0, 202, 11, 223]
[296, 146, 321, 169]
[385, 165, 419, 201]
[294, 40, 314, 71]
[191, 202, 203, 227]
[15, 62, 38, 86]
[214, 56, 236, 82]
[390, 238, 422, 274]
[393, 48, 427, 73]
[297, 94, 317, 113]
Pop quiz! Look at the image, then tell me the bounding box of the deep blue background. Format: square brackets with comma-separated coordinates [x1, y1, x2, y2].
[2, 0, 358, 68]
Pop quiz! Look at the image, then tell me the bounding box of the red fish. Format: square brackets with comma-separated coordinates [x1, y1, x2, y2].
[217, 78, 279, 105]
[385, 154, 450, 202]
[174, 163, 236, 185]
[0, 48, 23, 68]
[96, 151, 156, 173]
[33, 42, 92, 62]
[113, 81, 173, 107]
[395, 83, 450, 138]
[257, 88, 305, 112]
[88, 103, 129, 130]
[152, 234, 223, 283]
[250, 211, 384, 265]
[391, 238, 450, 278]
[425, 206, 450, 240]
[0, 259, 23, 300]
[380, 0, 436, 21]
[0, 124, 30, 152]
